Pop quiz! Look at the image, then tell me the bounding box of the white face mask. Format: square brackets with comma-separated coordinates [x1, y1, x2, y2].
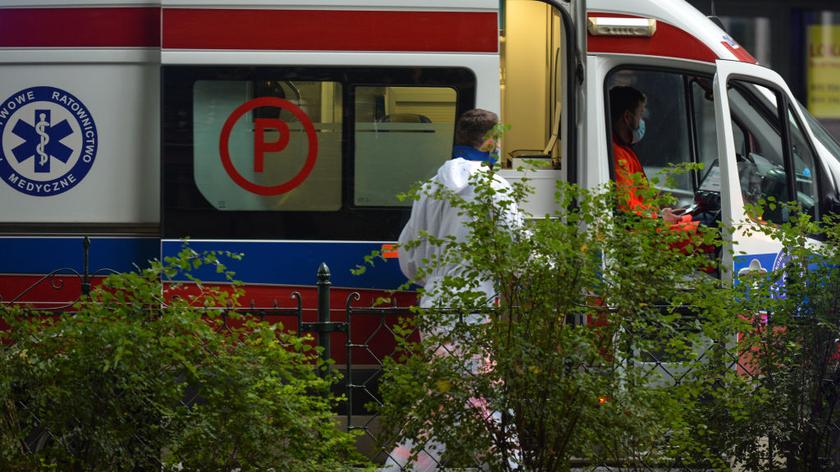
[632, 119, 646, 144]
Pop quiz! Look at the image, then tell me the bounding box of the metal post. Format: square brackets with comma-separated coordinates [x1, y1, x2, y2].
[343, 292, 360, 432]
[82, 236, 91, 296]
[345, 297, 353, 431]
[317, 263, 331, 374]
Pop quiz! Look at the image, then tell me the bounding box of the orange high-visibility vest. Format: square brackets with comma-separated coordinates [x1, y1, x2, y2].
[612, 139, 652, 216]
[612, 139, 702, 253]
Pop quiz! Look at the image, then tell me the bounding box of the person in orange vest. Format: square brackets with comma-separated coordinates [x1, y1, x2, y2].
[610, 85, 685, 225]
[610, 86, 704, 256]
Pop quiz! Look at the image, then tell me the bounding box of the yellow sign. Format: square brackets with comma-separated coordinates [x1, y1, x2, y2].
[808, 25, 840, 118]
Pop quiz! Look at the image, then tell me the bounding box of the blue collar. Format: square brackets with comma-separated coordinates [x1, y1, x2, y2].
[452, 145, 496, 165]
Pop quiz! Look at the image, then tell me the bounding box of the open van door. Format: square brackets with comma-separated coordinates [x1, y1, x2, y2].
[500, 0, 585, 198]
[551, 0, 587, 181]
[713, 60, 822, 283]
[552, 0, 586, 148]
[570, 0, 587, 178]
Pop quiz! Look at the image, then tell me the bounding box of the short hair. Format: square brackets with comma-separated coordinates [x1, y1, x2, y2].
[609, 86, 646, 125]
[454, 109, 499, 148]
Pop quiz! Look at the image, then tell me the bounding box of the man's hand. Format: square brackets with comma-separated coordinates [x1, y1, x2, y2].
[661, 207, 682, 224]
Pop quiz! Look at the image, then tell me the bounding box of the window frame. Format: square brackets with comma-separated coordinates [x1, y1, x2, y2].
[726, 76, 823, 222]
[604, 65, 715, 194]
[350, 84, 460, 208]
[686, 74, 724, 192]
[604, 65, 825, 222]
[161, 66, 476, 241]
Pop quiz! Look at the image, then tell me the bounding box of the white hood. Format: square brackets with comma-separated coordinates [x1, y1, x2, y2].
[435, 158, 484, 194]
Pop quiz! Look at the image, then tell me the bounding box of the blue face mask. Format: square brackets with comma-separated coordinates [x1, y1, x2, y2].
[632, 119, 646, 144]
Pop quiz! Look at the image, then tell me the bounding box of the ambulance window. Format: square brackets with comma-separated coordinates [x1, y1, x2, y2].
[787, 106, 819, 220]
[727, 82, 790, 223]
[692, 79, 747, 174]
[691, 80, 718, 173]
[802, 105, 840, 165]
[162, 66, 475, 240]
[607, 70, 692, 196]
[193, 80, 343, 211]
[354, 86, 457, 206]
[733, 123, 748, 157]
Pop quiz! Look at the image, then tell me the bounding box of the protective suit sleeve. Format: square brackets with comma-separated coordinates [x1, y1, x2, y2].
[397, 199, 422, 285]
[491, 174, 526, 233]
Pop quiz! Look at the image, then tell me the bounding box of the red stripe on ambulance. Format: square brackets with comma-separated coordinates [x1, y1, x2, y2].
[722, 41, 759, 64]
[587, 12, 718, 64]
[162, 9, 498, 52]
[0, 7, 160, 48]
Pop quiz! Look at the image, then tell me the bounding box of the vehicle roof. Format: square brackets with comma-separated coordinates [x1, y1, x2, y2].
[588, 0, 755, 64]
[0, 0, 757, 64]
[0, 0, 497, 10]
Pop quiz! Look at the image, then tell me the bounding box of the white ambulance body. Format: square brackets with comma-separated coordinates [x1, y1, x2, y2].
[1, 0, 839, 320]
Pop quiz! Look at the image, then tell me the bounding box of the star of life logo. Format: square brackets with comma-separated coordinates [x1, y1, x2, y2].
[0, 86, 97, 196]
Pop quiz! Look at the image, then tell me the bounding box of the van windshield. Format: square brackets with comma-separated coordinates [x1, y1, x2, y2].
[748, 83, 840, 164]
[800, 103, 840, 163]
[726, 82, 819, 222]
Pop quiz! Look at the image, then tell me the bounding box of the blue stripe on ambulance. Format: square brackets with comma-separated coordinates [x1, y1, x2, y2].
[0, 236, 158, 275]
[161, 240, 405, 290]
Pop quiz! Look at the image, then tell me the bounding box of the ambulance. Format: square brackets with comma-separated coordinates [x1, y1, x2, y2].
[2, 0, 839, 349]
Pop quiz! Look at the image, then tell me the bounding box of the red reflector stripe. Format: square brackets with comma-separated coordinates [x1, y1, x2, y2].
[163, 9, 498, 53]
[722, 41, 758, 64]
[0, 7, 160, 48]
[587, 12, 717, 64]
[381, 244, 399, 259]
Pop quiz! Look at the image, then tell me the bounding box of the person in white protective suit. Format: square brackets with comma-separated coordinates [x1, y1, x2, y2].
[397, 108, 522, 310]
[382, 109, 522, 472]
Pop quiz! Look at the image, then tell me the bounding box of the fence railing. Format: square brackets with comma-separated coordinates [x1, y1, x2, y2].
[3, 237, 840, 470]
[0, 237, 424, 467]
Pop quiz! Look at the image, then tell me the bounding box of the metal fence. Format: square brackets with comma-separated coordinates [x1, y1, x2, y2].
[0, 237, 424, 467]
[3, 237, 840, 470]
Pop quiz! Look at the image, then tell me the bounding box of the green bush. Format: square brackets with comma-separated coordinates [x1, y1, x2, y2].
[376, 168, 747, 471]
[0, 249, 368, 471]
[374, 162, 840, 471]
[711, 205, 840, 471]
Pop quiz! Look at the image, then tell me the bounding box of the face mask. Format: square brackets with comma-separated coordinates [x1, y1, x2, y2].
[488, 148, 499, 166]
[632, 119, 646, 144]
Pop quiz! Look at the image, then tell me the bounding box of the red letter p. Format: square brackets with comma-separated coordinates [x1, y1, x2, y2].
[254, 118, 290, 172]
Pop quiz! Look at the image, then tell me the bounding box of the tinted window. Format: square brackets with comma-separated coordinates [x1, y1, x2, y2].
[692, 78, 747, 179]
[727, 82, 789, 223]
[194, 80, 343, 211]
[788, 106, 819, 220]
[162, 67, 475, 240]
[354, 86, 456, 207]
[692, 78, 719, 175]
[726, 82, 821, 224]
[609, 70, 692, 193]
